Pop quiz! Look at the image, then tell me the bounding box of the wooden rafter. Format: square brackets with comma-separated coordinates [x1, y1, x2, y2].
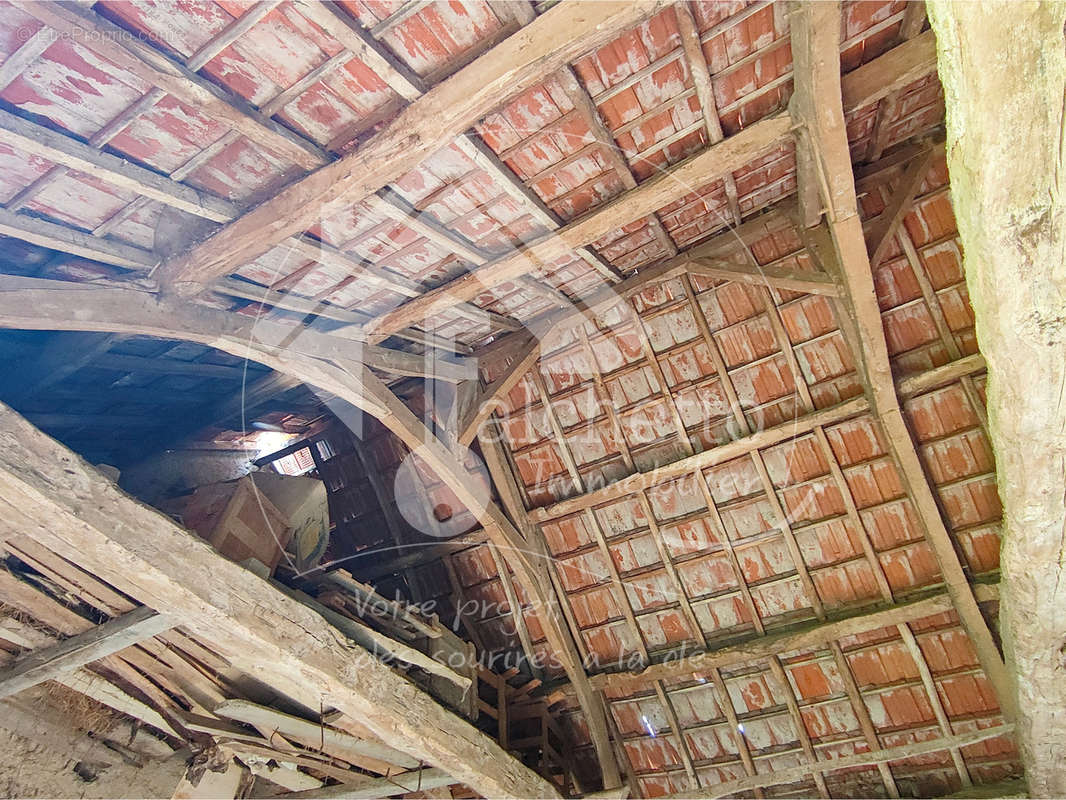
[366, 29, 936, 341]
[661, 723, 1013, 799]
[787, 0, 1014, 723]
[529, 395, 868, 523]
[156, 2, 664, 290]
[477, 424, 623, 788]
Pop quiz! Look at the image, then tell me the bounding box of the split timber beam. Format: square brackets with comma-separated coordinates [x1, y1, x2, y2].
[926, 2, 1066, 793]
[0, 403, 559, 800]
[787, 0, 1014, 721]
[365, 29, 938, 341]
[156, 2, 666, 290]
[568, 584, 999, 694]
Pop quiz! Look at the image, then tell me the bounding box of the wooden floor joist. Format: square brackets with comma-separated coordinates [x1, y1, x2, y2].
[0, 402, 559, 800]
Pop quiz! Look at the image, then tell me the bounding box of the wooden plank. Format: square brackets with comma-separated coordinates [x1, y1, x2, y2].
[898, 623, 971, 786]
[766, 656, 829, 796]
[266, 767, 454, 799]
[214, 699, 420, 770]
[156, 2, 665, 290]
[0, 403, 560, 800]
[0, 606, 171, 699]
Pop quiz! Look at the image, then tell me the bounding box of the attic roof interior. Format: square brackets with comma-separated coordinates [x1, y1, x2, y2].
[0, 1, 1026, 799]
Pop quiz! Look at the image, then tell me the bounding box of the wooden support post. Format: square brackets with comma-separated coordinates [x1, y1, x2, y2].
[921, 8, 1066, 787]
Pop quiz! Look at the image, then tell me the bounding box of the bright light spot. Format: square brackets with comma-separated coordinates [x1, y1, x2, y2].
[642, 715, 657, 738]
[696, 676, 707, 684]
[737, 723, 746, 734]
[254, 430, 292, 460]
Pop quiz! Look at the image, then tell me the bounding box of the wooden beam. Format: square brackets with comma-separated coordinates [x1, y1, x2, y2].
[0, 276, 471, 383]
[865, 147, 936, 266]
[686, 258, 841, 296]
[789, 0, 1015, 725]
[156, 2, 665, 290]
[366, 29, 938, 339]
[267, 767, 454, 799]
[22, 2, 325, 170]
[662, 724, 1014, 799]
[0, 206, 157, 270]
[529, 396, 869, 523]
[583, 585, 998, 693]
[0, 606, 172, 699]
[926, 2, 1066, 792]
[0, 108, 238, 222]
[896, 352, 986, 397]
[366, 114, 793, 339]
[215, 699, 419, 770]
[478, 424, 622, 789]
[0, 403, 559, 800]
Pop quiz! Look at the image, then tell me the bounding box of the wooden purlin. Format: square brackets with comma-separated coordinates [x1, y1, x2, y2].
[787, 0, 1015, 724]
[661, 724, 1014, 799]
[577, 584, 999, 693]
